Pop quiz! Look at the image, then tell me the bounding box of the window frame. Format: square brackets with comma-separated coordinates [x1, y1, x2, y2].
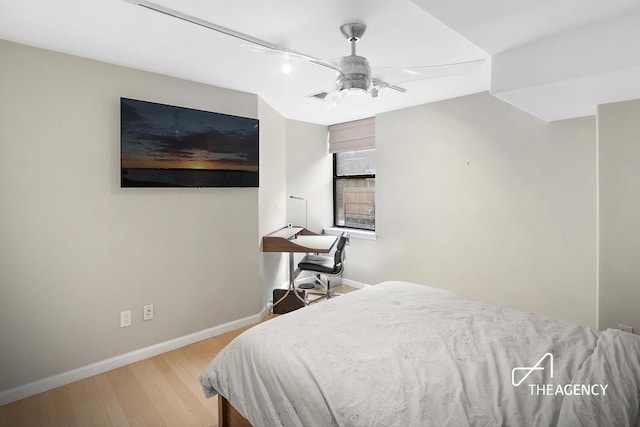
[333, 152, 376, 232]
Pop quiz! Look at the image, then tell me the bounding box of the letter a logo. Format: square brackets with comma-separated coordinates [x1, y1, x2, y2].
[512, 353, 554, 386]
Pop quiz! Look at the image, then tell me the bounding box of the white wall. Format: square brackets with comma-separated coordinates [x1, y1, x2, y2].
[284, 120, 332, 275]
[0, 40, 262, 392]
[598, 99, 640, 332]
[344, 92, 597, 327]
[285, 120, 333, 232]
[257, 98, 287, 303]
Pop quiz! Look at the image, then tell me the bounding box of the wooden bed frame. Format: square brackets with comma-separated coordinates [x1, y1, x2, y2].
[218, 395, 252, 427]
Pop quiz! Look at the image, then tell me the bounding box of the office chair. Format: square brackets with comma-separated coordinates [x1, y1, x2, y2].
[297, 232, 349, 302]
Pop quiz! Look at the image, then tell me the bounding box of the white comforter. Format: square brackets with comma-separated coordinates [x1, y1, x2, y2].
[199, 281, 640, 426]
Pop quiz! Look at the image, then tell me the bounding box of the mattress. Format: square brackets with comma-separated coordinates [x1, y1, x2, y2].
[200, 281, 640, 426]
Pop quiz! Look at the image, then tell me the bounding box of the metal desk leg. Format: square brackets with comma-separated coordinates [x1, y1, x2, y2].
[272, 253, 308, 310]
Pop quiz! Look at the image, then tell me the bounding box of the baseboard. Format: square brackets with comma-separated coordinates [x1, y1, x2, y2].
[0, 304, 271, 406]
[259, 302, 272, 318]
[341, 278, 370, 289]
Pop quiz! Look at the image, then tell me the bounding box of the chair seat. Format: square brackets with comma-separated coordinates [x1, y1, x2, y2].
[298, 254, 341, 275]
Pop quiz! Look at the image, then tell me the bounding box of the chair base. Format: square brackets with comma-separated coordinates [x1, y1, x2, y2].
[308, 291, 341, 304]
[302, 273, 342, 302]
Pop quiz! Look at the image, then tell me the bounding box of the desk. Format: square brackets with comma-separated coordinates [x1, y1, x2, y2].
[263, 226, 338, 309]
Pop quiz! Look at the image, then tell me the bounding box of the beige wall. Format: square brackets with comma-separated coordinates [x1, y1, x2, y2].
[598, 99, 640, 332]
[345, 93, 598, 327]
[0, 40, 264, 392]
[257, 98, 287, 303]
[285, 120, 333, 233]
[284, 120, 332, 276]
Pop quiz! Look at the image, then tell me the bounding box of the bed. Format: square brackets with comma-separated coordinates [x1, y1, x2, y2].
[199, 281, 640, 426]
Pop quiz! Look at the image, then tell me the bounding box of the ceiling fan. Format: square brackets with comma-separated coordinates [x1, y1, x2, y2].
[299, 23, 484, 103]
[124, 0, 485, 103]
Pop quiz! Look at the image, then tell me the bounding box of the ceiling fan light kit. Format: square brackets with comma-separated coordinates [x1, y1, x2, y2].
[337, 55, 371, 93]
[123, 0, 484, 106]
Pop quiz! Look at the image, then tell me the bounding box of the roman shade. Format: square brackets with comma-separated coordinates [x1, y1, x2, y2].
[328, 117, 375, 153]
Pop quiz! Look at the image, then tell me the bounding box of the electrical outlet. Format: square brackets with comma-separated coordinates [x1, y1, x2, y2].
[618, 324, 634, 334]
[120, 310, 131, 328]
[143, 304, 154, 321]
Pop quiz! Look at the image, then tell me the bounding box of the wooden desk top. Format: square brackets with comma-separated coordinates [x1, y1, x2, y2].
[263, 227, 338, 253]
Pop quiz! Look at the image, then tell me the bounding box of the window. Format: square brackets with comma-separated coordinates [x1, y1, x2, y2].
[334, 149, 375, 231]
[329, 117, 376, 232]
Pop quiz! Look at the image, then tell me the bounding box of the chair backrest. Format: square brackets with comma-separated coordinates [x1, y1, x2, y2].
[334, 233, 349, 266]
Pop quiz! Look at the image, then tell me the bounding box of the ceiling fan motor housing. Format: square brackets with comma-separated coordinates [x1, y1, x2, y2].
[337, 55, 371, 93]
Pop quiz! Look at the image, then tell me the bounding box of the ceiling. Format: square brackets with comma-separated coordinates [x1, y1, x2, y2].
[412, 0, 640, 122]
[1, 0, 639, 125]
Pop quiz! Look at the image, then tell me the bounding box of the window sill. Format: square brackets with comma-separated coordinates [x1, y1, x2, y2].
[324, 227, 377, 241]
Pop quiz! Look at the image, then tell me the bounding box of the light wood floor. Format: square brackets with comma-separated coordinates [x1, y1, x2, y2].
[0, 284, 355, 427]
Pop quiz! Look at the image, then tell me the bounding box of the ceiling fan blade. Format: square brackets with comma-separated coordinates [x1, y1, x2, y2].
[374, 59, 485, 86]
[242, 44, 316, 62]
[124, 0, 342, 73]
[371, 78, 406, 94]
[124, 0, 277, 50]
[241, 45, 343, 74]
